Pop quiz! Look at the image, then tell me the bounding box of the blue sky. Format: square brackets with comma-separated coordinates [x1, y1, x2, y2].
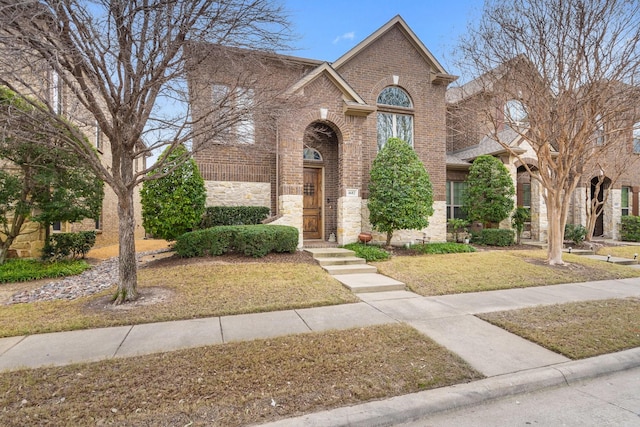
[281, 0, 482, 75]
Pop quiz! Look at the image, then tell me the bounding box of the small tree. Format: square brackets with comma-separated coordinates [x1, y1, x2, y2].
[511, 207, 530, 245]
[0, 87, 103, 264]
[140, 145, 206, 241]
[463, 155, 515, 227]
[368, 138, 434, 247]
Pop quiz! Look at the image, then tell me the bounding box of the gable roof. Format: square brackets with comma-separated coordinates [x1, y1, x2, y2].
[447, 128, 527, 167]
[332, 15, 456, 85]
[284, 62, 375, 116]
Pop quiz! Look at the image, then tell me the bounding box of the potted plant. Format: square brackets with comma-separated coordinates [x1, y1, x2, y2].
[447, 218, 469, 243]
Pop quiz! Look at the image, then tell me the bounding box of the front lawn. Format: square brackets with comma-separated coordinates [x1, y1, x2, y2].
[0, 258, 91, 283]
[0, 260, 357, 337]
[374, 249, 640, 296]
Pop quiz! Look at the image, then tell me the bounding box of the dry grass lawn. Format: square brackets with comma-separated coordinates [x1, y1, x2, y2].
[0, 324, 482, 426]
[0, 260, 358, 337]
[596, 245, 640, 260]
[478, 298, 640, 359]
[374, 249, 640, 296]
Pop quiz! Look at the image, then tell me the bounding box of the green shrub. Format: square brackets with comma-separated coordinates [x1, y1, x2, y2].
[473, 229, 515, 246]
[0, 259, 91, 283]
[620, 216, 640, 242]
[410, 242, 476, 254]
[41, 231, 97, 261]
[564, 223, 587, 245]
[200, 206, 270, 228]
[175, 225, 297, 258]
[234, 225, 298, 257]
[341, 243, 390, 262]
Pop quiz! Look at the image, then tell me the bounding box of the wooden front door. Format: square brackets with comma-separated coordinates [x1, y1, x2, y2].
[303, 167, 323, 240]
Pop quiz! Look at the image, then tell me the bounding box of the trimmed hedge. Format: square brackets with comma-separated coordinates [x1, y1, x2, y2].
[41, 231, 97, 261]
[200, 206, 270, 228]
[175, 225, 298, 258]
[472, 229, 515, 246]
[620, 216, 640, 242]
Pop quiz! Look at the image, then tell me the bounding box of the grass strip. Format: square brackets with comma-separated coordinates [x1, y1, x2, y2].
[0, 324, 482, 426]
[478, 298, 640, 359]
[0, 259, 91, 283]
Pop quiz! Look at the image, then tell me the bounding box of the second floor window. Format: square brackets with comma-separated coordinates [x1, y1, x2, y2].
[633, 122, 640, 154]
[377, 86, 413, 151]
[212, 84, 255, 144]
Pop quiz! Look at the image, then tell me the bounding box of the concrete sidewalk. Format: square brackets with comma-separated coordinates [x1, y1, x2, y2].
[0, 277, 639, 425]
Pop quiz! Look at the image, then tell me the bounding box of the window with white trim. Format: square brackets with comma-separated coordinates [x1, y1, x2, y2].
[622, 186, 631, 216]
[633, 122, 640, 153]
[376, 86, 413, 150]
[446, 181, 468, 220]
[504, 99, 527, 129]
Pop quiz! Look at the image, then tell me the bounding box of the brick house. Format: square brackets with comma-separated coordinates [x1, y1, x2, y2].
[446, 61, 640, 242]
[1, 66, 147, 258]
[189, 15, 455, 247]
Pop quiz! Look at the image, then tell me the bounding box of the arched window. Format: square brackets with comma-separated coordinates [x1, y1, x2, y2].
[633, 121, 640, 153]
[303, 147, 322, 161]
[504, 99, 527, 128]
[377, 86, 413, 150]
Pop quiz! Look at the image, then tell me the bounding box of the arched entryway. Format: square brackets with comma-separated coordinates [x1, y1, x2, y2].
[590, 176, 611, 237]
[302, 122, 340, 242]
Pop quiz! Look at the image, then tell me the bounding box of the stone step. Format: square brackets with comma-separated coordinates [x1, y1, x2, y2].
[304, 248, 355, 259]
[314, 256, 366, 266]
[322, 264, 378, 275]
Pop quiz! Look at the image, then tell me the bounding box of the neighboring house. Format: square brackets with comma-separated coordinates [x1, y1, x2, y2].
[1, 66, 147, 258]
[446, 62, 640, 241]
[189, 15, 455, 247]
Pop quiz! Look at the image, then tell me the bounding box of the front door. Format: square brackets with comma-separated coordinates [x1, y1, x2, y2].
[303, 167, 323, 240]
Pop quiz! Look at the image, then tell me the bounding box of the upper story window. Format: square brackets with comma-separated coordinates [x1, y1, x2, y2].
[377, 86, 413, 151]
[212, 84, 255, 144]
[594, 114, 605, 146]
[504, 99, 527, 129]
[633, 122, 640, 154]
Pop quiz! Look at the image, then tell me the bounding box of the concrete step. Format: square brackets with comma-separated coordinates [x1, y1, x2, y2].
[314, 256, 366, 266]
[304, 248, 355, 259]
[322, 264, 378, 275]
[332, 273, 406, 293]
[582, 254, 639, 265]
[563, 248, 594, 255]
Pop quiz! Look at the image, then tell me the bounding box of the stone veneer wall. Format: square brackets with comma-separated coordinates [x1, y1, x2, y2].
[337, 196, 362, 245]
[204, 181, 271, 208]
[270, 195, 304, 248]
[359, 200, 447, 246]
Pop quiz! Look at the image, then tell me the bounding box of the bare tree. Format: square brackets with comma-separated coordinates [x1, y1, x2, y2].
[0, 0, 292, 303]
[456, 0, 640, 264]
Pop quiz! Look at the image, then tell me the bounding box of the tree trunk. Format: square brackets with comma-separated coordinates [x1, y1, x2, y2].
[385, 231, 393, 247]
[0, 242, 10, 265]
[545, 193, 566, 265]
[113, 190, 138, 304]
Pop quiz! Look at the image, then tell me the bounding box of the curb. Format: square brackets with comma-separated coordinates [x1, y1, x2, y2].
[257, 347, 640, 427]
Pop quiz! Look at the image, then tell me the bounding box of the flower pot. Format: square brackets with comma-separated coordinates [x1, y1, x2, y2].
[358, 232, 372, 243]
